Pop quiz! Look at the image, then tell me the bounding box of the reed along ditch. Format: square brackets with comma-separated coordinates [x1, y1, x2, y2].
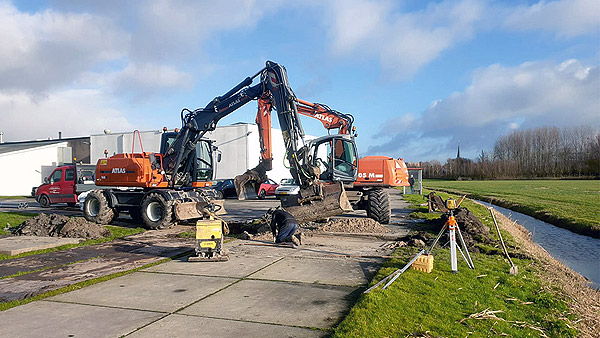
[478, 201, 600, 288]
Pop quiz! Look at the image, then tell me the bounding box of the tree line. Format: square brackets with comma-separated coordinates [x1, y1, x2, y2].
[409, 126, 600, 179]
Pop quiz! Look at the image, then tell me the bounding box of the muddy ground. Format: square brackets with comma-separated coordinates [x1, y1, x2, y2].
[11, 213, 111, 239]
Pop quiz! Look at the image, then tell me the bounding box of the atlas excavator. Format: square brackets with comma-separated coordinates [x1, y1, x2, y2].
[235, 98, 409, 223]
[84, 61, 354, 229]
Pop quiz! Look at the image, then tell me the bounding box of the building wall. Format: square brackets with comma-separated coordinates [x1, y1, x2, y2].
[0, 142, 68, 196]
[90, 130, 163, 163]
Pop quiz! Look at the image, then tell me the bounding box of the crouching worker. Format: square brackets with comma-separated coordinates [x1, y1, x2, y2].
[269, 208, 301, 246]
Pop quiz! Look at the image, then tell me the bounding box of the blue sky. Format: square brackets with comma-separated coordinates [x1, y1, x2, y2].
[1, 0, 598, 162]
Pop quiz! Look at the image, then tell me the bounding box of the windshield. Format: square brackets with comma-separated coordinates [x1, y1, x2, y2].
[196, 140, 213, 181]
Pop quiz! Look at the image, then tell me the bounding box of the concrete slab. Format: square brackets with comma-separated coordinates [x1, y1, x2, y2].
[248, 256, 380, 287]
[0, 300, 163, 338]
[128, 313, 327, 338]
[49, 271, 236, 313]
[0, 236, 81, 255]
[144, 254, 283, 278]
[180, 279, 356, 329]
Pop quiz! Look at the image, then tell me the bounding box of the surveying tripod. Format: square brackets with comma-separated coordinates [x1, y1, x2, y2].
[426, 198, 475, 272]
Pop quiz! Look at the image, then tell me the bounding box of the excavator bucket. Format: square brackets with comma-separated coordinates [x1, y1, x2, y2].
[234, 172, 259, 200]
[281, 182, 353, 223]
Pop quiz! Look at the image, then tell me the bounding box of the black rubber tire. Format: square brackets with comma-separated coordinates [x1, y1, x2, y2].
[215, 191, 224, 200]
[84, 190, 117, 224]
[366, 188, 390, 224]
[129, 208, 143, 224]
[38, 194, 51, 208]
[258, 189, 266, 199]
[140, 192, 175, 229]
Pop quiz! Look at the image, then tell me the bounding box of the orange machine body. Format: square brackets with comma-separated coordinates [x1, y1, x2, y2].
[355, 156, 409, 187]
[95, 153, 169, 188]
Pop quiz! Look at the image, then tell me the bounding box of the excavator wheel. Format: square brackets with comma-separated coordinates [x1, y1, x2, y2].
[84, 190, 118, 225]
[366, 188, 390, 224]
[129, 208, 144, 224]
[140, 192, 175, 229]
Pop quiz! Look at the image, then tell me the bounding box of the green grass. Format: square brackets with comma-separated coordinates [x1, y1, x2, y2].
[424, 179, 600, 237]
[0, 212, 37, 236]
[0, 196, 31, 199]
[334, 251, 575, 338]
[333, 191, 577, 337]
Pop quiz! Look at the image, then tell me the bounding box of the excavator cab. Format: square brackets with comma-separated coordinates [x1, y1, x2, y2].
[159, 132, 217, 187]
[310, 134, 358, 183]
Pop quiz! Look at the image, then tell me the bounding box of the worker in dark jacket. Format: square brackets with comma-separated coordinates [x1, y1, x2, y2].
[269, 208, 301, 245]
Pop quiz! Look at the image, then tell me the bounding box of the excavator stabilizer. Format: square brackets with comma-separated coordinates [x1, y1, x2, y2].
[281, 182, 353, 223]
[173, 200, 226, 221]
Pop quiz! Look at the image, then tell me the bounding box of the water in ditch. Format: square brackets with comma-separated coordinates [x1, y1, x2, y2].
[478, 201, 600, 288]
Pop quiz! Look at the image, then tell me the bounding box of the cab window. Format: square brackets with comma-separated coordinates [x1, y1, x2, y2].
[65, 169, 75, 181]
[195, 141, 213, 181]
[333, 139, 357, 173]
[50, 170, 62, 184]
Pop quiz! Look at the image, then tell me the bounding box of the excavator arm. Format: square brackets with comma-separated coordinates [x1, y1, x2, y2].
[163, 61, 310, 187]
[296, 99, 355, 135]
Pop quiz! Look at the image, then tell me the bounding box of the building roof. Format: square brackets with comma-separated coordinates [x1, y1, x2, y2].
[0, 137, 85, 155]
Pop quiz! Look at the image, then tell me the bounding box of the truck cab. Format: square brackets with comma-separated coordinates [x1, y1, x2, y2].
[35, 164, 96, 208]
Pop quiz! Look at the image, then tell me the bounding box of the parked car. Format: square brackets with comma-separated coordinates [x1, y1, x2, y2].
[211, 179, 237, 199]
[275, 178, 299, 198]
[258, 178, 279, 199]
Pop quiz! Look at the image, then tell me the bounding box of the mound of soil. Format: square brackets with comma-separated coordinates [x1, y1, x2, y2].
[12, 213, 111, 239]
[314, 218, 389, 233]
[440, 207, 492, 251]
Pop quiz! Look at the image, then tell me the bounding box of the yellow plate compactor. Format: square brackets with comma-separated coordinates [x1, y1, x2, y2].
[188, 218, 229, 262]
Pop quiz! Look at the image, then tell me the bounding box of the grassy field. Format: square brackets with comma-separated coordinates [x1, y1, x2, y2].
[424, 179, 600, 237]
[332, 192, 578, 338]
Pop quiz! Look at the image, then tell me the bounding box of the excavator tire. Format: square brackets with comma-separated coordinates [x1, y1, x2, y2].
[129, 208, 143, 224]
[84, 190, 118, 225]
[366, 188, 390, 224]
[140, 192, 175, 229]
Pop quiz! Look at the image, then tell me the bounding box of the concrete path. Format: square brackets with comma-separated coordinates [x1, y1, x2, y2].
[0, 190, 413, 337]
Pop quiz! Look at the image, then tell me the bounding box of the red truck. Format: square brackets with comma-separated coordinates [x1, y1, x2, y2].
[35, 164, 96, 208]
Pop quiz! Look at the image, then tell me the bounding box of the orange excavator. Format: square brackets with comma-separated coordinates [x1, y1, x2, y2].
[235, 97, 409, 223]
[84, 61, 355, 228]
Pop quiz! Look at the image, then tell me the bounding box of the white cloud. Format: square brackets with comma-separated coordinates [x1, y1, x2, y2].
[368, 59, 600, 161]
[0, 1, 128, 93]
[111, 62, 193, 98]
[504, 0, 600, 37]
[0, 90, 133, 142]
[326, 0, 484, 79]
[130, 0, 282, 62]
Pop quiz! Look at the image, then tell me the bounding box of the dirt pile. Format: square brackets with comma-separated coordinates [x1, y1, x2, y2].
[311, 218, 389, 233]
[12, 213, 111, 239]
[440, 207, 492, 251]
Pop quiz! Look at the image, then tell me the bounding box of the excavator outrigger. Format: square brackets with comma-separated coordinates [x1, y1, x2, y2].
[85, 61, 355, 228]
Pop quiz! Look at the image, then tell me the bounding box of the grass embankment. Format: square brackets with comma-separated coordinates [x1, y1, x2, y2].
[424, 179, 600, 238]
[0, 212, 145, 260]
[333, 192, 578, 338]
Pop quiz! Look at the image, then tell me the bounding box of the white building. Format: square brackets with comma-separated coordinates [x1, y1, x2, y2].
[0, 141, 73, 196]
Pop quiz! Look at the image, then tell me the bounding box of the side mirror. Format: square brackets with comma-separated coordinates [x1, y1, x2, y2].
[44, 177, 49, 184]
[217, 153, 222, 162]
